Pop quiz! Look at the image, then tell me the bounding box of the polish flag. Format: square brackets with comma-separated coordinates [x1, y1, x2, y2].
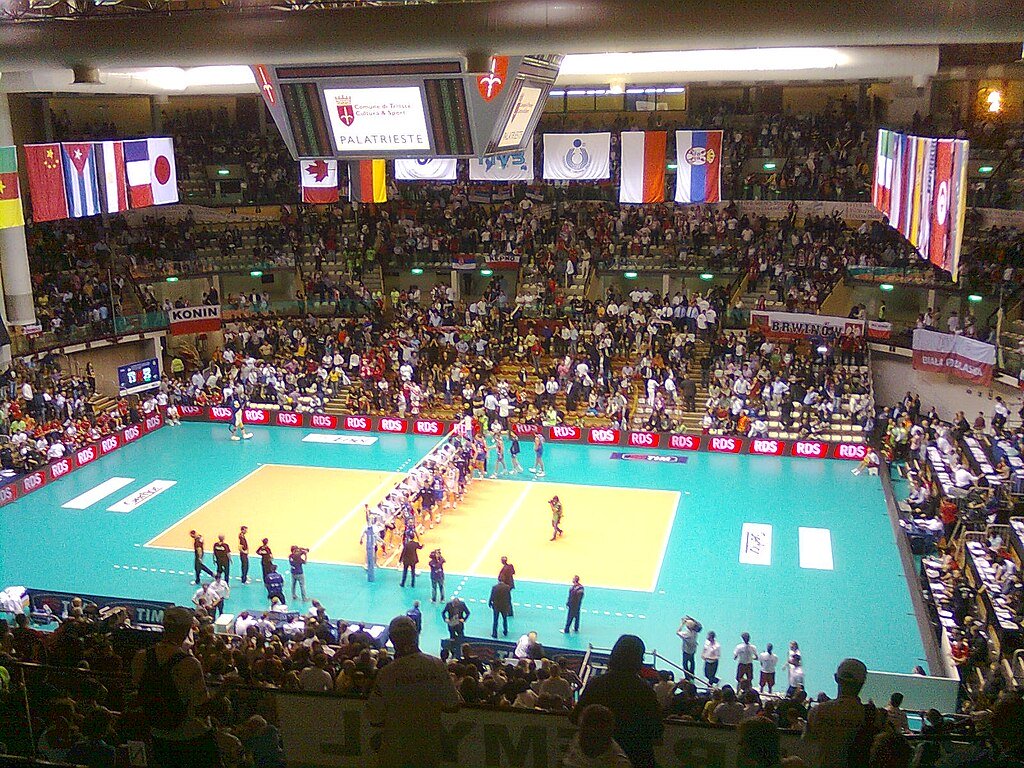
[124, 140, 154, 208]
[619, 131, 666, 204]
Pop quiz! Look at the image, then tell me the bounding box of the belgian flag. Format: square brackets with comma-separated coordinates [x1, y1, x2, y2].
[348, 159, 387, 204]
[0, 146, 25, 230]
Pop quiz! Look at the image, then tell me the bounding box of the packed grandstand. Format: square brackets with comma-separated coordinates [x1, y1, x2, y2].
[1, 6, 1024, 768]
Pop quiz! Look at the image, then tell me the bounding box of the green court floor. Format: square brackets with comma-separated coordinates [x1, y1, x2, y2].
[0, 422, 927, 692]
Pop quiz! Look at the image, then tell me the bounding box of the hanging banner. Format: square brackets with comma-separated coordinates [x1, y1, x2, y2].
[394, 158, 458, 181]
[542, 133, 611, 180]
[468, 144, 534, 181]
[169, 305, 222, 335]
[749, 310, 865, 341]
[912, 328, 995, 385]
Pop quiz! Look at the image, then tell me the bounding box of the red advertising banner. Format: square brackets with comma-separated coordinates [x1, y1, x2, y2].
[209, 406, 233, 422]
[20, 470, 47, 495]
[309, 413, 339, 430]
[276, 411, 305, 428]
[342, 415, 373, 432]
[587, 427, 621, 445]
[748, 438, 785, 456]
[377, 417, 409, 434]
[666, 434, 702, 451]
[832, 443, 868, 461]
[548, 425, 582, 441]
[98, 433, 121, 455]
[512, 423, 541, 437]
[413, 419, 446, 437]
[179, 405, 204, 417]
[242, 408, 271, 425]
[75, 445, 99, 468]
[49, 457, 74, 480]
[0, 483, 19, 508]
[707, 436, 743, 454]
[790, 440, 829, 459]
[121, 423, 143, 443]
[627, 431, 662, 449]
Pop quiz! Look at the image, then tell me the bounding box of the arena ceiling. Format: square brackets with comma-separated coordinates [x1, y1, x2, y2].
[0, 0, 1021, 93]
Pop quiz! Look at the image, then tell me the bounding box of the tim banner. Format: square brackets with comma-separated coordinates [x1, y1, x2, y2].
[912, 328, 996, 385]
[750, 310, 865, 341]
[273, 691, 814, 768]
[26, 588, 171, 629]
[169, 304, 222, 335]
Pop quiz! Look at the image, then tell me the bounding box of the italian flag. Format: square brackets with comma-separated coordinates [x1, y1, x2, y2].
[0, 146, 25, 230]
[872, 130, 895, 216]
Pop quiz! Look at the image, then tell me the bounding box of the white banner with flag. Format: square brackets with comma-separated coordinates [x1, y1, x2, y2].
[468, 145, 534, 182]
[542, 133, 611, 180]
[394, 158, 458, 181]
[300, 159, 339, 204]
[912, 329, 996, 385]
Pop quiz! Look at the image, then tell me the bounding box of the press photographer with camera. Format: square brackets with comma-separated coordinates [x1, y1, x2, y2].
[289, 545, 310, 602]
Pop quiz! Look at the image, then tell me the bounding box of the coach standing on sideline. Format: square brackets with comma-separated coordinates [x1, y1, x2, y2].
[289, 546, 309, 602]
[488, 580, 513, 638]
[563, 576, 585, 634]
[400, 538, 423, 588]
[238, 526, 250, 584]
[213, 535, 231, 582]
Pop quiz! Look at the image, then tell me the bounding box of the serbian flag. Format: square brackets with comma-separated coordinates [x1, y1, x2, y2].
[23, 143, 69, 222]
[124, 139, 154, 208]
[675, 130, 722, 204]
[619, 131, 666, 204]
[348, 159, 387, 203]
[94, 140, 128, 214]
[300, 158, 339, 204]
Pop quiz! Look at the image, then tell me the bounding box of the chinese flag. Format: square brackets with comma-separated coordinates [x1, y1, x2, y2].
[23, 143, 69, 222]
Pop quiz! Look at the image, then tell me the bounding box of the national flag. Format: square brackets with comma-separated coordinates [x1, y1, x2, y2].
[0, 146, 25, 230]
[23, 143, 69, 222]
[61, 143, 101, 218]
[908, 137, 926, 247]
[889, 132, 904, 228]
[542, 133, 611, 180]
[147, 137, 178, 205]
[619, 131, 667, 204]
[123, 140, 154, 208]
[928, 139, 953, 272]
[394, 158, 458, 181]
[348, 159, 387, 203]
[872, 130, 896, 215]
[674, 130, 723, 204]
[94, 140, 129, 214]
[947, 140, 969, 282]
[300, 158, 339, 204]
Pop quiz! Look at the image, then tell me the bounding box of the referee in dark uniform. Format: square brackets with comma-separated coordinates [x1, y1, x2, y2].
[238, 526, 250, 584]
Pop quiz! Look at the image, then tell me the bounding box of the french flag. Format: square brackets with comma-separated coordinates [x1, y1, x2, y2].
[124, 139, 154, 208]
[619, 131, 666, 204]
[674, 130, 723, 204]
[94, 140, 128, 214]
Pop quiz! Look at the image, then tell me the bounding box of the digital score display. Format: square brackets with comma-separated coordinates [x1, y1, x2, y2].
[117, 358, 161, 396]
[323, 86, 431, 154]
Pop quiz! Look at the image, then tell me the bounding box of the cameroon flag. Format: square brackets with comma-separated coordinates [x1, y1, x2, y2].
[348, 159, 387, 204]
[0, 146, 25, 230]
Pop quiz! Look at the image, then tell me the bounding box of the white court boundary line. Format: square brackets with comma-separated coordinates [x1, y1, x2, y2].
[466, 483, 534, 576]
[649, 491, 682, 591]
[308, 471, 403, 554]
[62, 477, 136, 509]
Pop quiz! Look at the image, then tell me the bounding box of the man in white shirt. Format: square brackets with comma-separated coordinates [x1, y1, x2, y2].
[758, 643, 779, 693]
[733, 632, 758, 686]
[299, 655, 334, 692]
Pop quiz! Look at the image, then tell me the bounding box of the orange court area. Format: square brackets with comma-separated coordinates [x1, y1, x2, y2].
[147, 464, 679, 591]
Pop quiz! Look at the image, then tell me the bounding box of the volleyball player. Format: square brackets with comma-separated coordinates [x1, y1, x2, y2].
[492, 432, 508, 477]
[509, 434, 524, 474]
[549, 496, 564, 540]
[529, 433, 546, 477]
[228, 389, 253, 441]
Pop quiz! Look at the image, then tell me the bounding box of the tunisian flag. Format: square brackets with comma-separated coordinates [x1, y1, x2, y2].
[300, 159, 339, 204]
[23, 143, 69, 222]
[619, 131, 666, 204]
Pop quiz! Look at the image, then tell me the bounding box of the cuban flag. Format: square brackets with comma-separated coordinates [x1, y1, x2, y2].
[124, 139, 154, 209]
[674, 130, 723, 204]
[60, 143, 101, 218]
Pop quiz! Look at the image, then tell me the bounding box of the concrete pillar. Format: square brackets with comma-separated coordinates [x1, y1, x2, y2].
[0, 91, 37, 330]
[888, 77, 933, 126]
[258, 96, 268, 137]
[150, 95, 165, 134]
[41, 97, 54, 142]
[450, 269, 461, 304]
[927, 289, 936, 312]
[661, 272, 670, 297]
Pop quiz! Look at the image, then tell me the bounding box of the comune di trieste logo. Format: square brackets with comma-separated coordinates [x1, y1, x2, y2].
[336, 96, 355, 127]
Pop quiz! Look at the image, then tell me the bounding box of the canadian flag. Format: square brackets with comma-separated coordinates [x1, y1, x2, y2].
[300, 159, 339, 204]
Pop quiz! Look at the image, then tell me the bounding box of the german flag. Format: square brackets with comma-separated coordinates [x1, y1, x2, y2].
[0, 146, 25, 230]
[348, 159, 387, 204]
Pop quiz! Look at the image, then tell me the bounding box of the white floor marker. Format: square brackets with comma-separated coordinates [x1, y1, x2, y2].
[739, 523, 773, 566]
[107, 480, 176, 513]
[302, 433, 379, 446]
[798, 527, 834, 570]
[62, 477, 135, 509]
